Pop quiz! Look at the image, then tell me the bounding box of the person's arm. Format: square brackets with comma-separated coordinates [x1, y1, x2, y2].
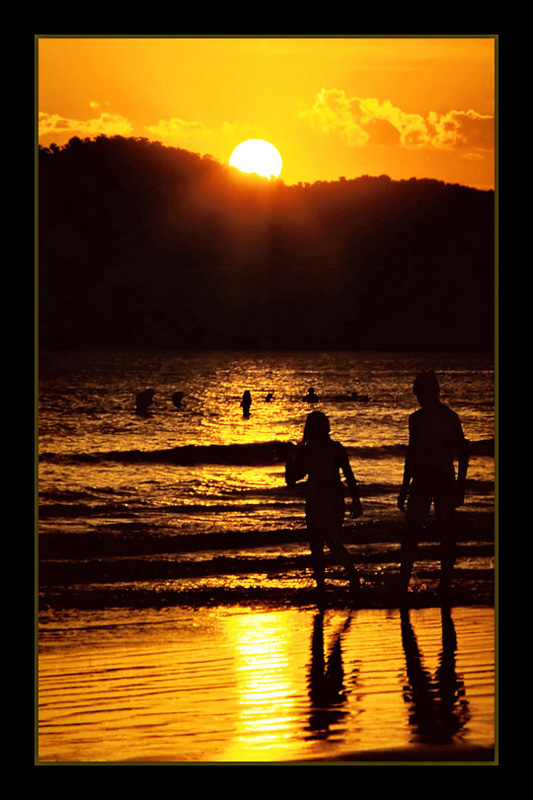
[285, 447, 308, 487]
[398, 416, 416, 511]
[339, 444, 363, 517]
[454, 417, 470, 507]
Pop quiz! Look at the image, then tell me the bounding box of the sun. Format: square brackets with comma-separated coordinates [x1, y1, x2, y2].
[229, 139, 283, 179]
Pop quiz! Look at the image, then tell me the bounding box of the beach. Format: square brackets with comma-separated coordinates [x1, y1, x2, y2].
[38, 601, 495, 764]
[36, 27, 497, 765]
[37, 349, 495, 764]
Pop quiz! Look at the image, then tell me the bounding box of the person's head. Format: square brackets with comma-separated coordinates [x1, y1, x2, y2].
[303, 410, 330, 443]
[413, 370, 440, 406]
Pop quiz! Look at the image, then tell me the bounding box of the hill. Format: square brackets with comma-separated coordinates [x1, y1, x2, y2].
[38, 135, 495, 351]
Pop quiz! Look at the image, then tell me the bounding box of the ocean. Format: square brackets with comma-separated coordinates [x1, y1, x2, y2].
[38, 349, 495, 612]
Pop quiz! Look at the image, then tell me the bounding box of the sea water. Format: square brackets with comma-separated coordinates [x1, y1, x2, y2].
[37, 350, 495, 609]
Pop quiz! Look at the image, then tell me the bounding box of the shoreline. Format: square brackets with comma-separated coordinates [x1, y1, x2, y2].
[39, 585, 495, 614]
[38, 507, 495, 614]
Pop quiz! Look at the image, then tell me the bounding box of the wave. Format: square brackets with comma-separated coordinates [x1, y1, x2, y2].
[38, 438, 495, 466]
[39, 543, 495, 581]
[38, 541, 495, 612]
[38, 511, 494, 559]
[38, 579, 495, 612]
[38, 477, 494, 521]
[38, 511, 495, 611]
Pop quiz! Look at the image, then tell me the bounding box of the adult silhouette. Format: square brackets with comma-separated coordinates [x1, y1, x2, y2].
[285, 411, 362, 606]
[240, 390, 252, 418]
[397, 370, 469, 594]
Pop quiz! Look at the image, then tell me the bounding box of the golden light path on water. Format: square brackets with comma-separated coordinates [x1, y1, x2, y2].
[222, 611, 298, 760]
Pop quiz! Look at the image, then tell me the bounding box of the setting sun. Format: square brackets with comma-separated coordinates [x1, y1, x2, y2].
[229, 139, 283, 179]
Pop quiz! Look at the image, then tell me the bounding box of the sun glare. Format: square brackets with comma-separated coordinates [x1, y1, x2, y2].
[229, 139, 283, 179]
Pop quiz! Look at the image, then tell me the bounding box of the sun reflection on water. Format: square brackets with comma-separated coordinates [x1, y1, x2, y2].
[221, 610, 302, 759]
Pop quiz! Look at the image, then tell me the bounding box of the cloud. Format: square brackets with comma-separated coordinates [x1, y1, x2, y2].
[38, 101, 265, 160]
[39, 110, 134, 142]
[144, 117, 261, 151]
[144, 117, 212, 142]
[220, 120, 261, 140]
[300, 89, 493, 154]
[299, 89, 370, 146]
[427, 108, 494, 151]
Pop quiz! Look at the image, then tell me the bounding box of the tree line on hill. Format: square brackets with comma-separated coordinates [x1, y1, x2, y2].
[38, 135, 495, 351]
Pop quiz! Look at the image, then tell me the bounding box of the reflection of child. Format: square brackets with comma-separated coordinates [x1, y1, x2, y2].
[240, 390, 252, 417]
[285, 411, 362, 603]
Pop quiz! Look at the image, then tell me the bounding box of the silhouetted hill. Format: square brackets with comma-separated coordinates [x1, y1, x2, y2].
[38, 135, 494, 351]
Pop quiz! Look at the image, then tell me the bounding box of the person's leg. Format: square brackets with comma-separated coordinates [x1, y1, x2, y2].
[435, 496, 457, 593]
[324, 500, 360, 590]
[309, 534, 326, 593]
[327, 536, 360, 589]
[401, 492, 432, 591]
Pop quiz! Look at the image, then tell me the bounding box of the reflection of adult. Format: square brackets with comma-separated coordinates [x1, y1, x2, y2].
[400, 607, 469, 745]
[397, 370, 469, 594]
[285, 411, 362, 604]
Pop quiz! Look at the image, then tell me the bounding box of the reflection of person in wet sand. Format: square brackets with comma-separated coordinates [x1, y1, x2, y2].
[285, 411, 362, 605]
[240, 390, 252, 418]
[307, 612, 356, 738]
[397, 370, 469, 595]
[400, 607, 469, 745]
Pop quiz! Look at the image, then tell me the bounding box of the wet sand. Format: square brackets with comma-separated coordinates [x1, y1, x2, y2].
[37, 604, 495, 764]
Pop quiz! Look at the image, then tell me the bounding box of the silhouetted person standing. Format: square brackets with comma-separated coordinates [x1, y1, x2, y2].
[285, 411, 363, 605]
[240, 390, 252, 418]
[397, 370, 469, 595]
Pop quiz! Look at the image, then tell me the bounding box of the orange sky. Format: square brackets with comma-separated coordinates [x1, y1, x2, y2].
[37, 36, 496, 190]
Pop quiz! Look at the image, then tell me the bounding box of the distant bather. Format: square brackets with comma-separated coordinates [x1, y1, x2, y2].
[172, 391, 184, 408]
[135, 388, 155, 415]
[241, 390, 252, 418]
[303, 387, 319, 403]
[351, 391, 370, 402]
